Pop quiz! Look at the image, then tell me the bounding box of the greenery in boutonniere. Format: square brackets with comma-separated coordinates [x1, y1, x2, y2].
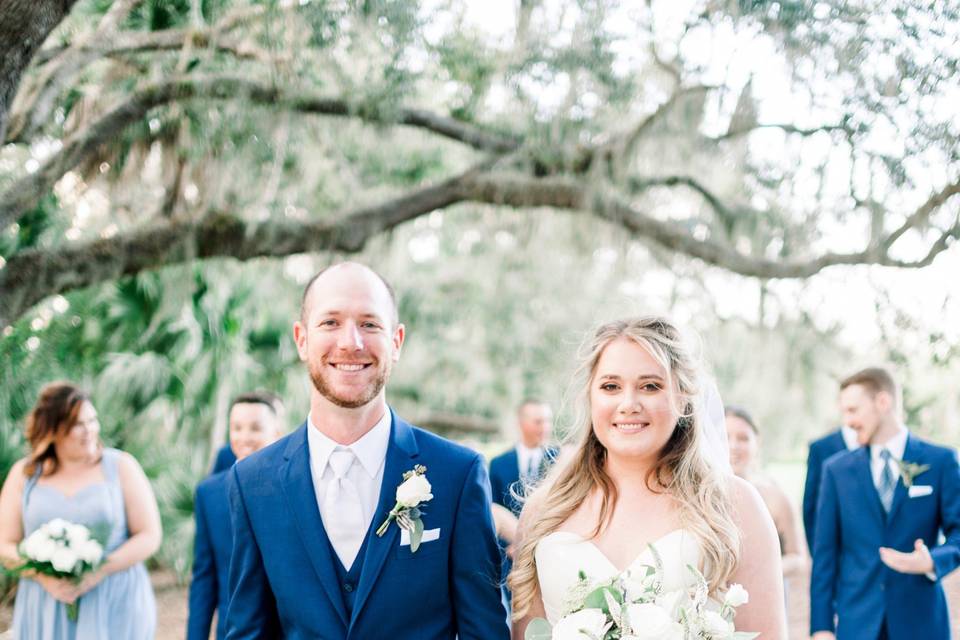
[376, 465, 433, 551]
[896, 459, 930, 488]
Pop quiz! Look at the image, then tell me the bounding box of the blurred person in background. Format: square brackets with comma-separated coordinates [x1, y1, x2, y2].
[187, 391, 285, 640]
[0, 381, 161, 639]
[724, 406, 806, 579]
[801, 423, 858, 555]
[489, 400, 557, 607]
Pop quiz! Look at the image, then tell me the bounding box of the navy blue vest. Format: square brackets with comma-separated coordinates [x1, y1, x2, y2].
[327, 524, 374, 618]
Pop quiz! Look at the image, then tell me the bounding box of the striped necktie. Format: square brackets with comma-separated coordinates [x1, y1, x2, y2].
[877, 449, 896, 513]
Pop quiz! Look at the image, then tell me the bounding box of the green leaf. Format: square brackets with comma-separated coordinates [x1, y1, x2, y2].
[409, 517, 424, 552]
[583, 585, 623, 613]
[524, 618, 553, 640]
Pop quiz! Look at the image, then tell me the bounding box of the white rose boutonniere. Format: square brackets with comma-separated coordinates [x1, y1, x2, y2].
[375, 464, 433, 551]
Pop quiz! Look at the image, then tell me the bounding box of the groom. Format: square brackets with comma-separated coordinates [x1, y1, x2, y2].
[810, 367, 960, 640]
[225, 262, 509, 639]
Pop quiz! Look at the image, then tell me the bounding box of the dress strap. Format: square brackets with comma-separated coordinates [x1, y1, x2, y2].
[100, 447, 121, 484]
[21, 462, 43, 509]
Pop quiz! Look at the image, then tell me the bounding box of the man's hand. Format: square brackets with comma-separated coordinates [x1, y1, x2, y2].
[879, 538, 935, 574]
[811, 632, 836, 640]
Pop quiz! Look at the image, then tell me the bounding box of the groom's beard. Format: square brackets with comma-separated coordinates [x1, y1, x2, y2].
[308, 356, 392, 409]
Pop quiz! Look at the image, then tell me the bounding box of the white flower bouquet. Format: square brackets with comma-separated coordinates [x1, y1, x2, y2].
[525, 545, 757, 640]
[7, 518, 106, 621]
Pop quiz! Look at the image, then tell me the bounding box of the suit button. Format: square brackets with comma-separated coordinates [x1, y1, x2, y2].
[344, 583, 354, 592]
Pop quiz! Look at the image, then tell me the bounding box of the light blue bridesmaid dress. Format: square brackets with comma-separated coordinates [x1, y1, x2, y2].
[12, 448, 157, 640]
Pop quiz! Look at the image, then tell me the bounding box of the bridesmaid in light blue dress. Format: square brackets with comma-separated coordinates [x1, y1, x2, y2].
[0, 383, 161, 640]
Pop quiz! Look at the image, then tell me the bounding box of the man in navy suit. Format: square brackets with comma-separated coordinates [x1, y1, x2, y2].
[489, 399, 555, 517]
[811, 367, 960, 640]
[225, 263, 509, 640]
[489, 399, 556, 607]
[802, 425, 857, 554]
[187, 391, 284, 640]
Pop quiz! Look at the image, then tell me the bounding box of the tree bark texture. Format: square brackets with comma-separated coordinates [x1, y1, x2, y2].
[0, 0, 78, 142]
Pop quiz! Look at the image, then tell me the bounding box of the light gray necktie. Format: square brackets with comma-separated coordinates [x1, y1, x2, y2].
[323, 449, 366, 570]
[877, 449, 896, 513]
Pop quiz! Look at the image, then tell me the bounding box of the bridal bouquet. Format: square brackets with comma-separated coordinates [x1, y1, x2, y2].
[525, 546, 757, 640]
[6, 518, 105, 621]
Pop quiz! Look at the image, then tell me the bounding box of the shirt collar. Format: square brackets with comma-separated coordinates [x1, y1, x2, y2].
[870, 424, 909, 462]
[307, 409, 392, 478]
[516, 442, 542, 458]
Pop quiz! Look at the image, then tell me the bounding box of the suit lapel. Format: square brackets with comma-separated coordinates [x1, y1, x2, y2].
[886, 435, 920, 523]
[854, 446, 887, 526]
[350, 411, 419, 629]
[279, 424, 349, 628]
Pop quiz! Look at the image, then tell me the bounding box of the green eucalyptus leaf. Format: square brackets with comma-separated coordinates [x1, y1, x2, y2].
[410, 517, 424, 552]
[524, 618, 553, 640]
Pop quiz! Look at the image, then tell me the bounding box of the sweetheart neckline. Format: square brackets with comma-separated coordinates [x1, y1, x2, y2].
[541, 528, 688, 574]
[32, 480, 109, 500]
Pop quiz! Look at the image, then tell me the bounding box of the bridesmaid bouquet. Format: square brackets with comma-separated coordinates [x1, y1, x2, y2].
[525, 545, 757, 640]
[7, 518, 105, 621]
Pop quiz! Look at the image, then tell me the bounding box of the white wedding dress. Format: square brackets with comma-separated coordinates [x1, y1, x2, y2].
[535, 528, 703, 624]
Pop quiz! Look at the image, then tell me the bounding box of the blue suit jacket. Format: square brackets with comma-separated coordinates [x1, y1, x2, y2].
[810, 436, 960, 639]
[211, 444, 237, 475]
[489, 446, 557, 517]
[802, 429, 848, 554]
[188, 470, 234, 640]
[225, 411, 509, 640]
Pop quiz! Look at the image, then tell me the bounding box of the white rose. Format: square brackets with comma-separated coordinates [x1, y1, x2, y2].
[625, 602, 684, 640]
[50, 546, 78, 573]
[31, 538, 58, 562]
[79, 539, 104, 564]
[551, 608, 609, 640]
[723, 583, 749, 608]
[65, 523, 89, 544]
[395, 474, 433, 508]
[44, 518, 68, 537]
[655, 589, 685, 618]
[701, 610, 734, 639]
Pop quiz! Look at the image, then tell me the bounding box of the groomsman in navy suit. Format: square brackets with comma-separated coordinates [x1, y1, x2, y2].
[802, 425, 858, 554]
[811, 367, 960, 640]
[187, 392, 284, 640]
[225, 263, 509, 640]
[489, 400, 556, 604]
[489, 400, 556, 517]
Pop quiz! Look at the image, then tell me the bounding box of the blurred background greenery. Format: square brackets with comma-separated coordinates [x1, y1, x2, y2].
[2, 0, 958, 590]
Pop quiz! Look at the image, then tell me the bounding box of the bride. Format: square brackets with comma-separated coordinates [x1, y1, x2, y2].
[509, 316, 787, 638]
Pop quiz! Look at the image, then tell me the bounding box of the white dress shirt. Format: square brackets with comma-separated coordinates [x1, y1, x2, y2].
[516, 443, 544, 480]
[307, 410, 391, 538]
[841, 424, 860, 451]
[869, 425, 908, 487]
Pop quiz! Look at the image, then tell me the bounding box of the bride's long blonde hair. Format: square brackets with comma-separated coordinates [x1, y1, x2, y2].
[508, 316, 740, 619]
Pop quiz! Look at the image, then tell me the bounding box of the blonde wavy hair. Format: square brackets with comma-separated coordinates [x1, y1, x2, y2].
[509, 316, 740, 619]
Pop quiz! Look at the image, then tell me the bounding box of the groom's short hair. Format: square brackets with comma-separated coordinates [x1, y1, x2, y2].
[299, 262, 398, 325]
[840, 367, 900, 407]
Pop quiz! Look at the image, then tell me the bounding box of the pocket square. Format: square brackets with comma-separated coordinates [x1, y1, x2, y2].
[908, 484, 933, 498]
[400, 527, 440, 546]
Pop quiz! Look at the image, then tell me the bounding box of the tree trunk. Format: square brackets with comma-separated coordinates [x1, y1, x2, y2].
[0, 0, 78, 142]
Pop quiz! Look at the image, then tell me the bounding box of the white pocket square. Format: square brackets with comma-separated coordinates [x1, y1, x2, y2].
[400, 527, 440, 546]
[908, 484, 933, 498]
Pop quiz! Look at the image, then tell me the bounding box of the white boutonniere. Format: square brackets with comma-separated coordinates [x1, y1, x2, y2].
[375, 464, 433, 551]
[896, 459, 930, 488]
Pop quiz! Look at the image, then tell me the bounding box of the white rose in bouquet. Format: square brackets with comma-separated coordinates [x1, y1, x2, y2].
[552, 608, 609, 640]
[78, 539, 104, 564]
[50, 546, 78, 573]
[625, 602, 685, 640]
[30, 536, 57, 562]
[396, 474, 433, 508]
[702, 610, 735, 639]
[65, 523, 90, 544]
[45, 518, 69, 537]
[654, 589, 685, 618]
[723, 583, 749, 608]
